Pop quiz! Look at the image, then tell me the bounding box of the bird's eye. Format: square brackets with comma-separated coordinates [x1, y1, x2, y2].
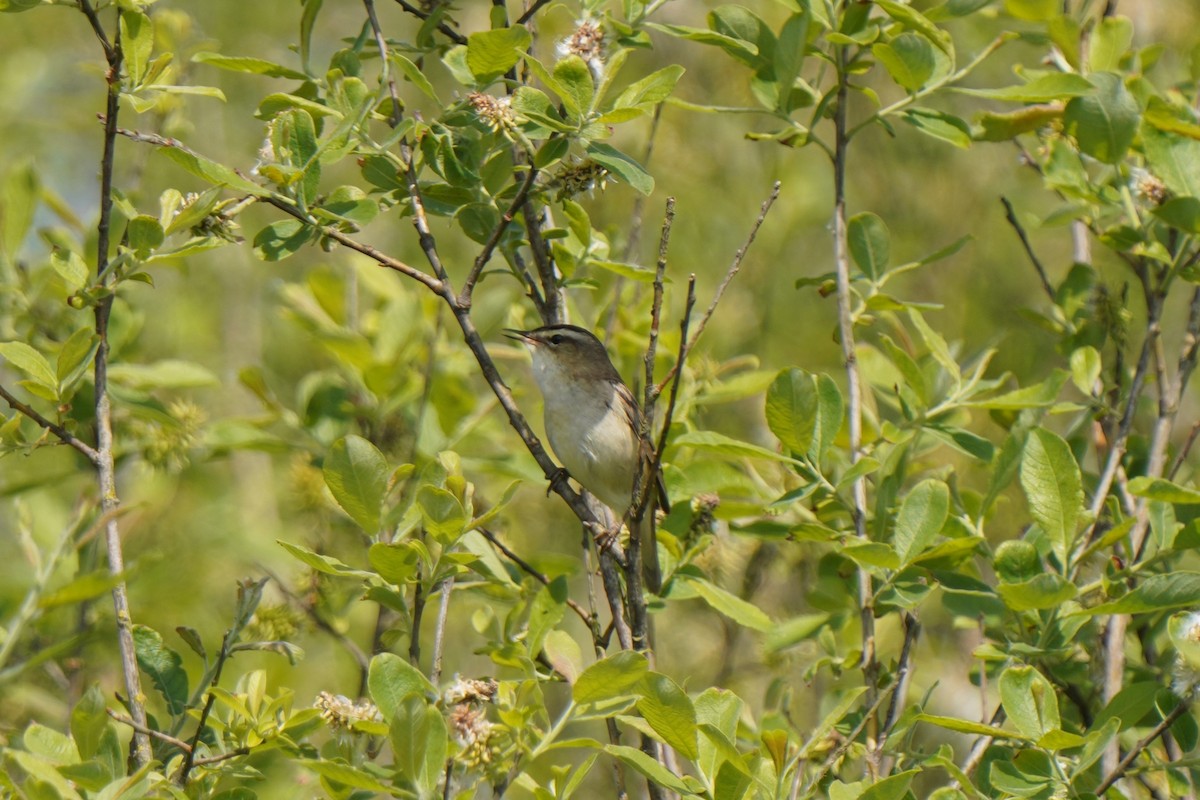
[550, 334, 564, 345]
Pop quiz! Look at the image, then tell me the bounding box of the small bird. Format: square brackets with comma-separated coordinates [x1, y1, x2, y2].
[506, 324, 669, 591]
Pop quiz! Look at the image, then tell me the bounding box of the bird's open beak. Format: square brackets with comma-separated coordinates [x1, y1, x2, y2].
[503, 328, 535, 344]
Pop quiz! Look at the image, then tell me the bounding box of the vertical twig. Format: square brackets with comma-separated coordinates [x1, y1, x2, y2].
[830, 44, 877, 774]
[429, 578, 454, 685]
[77, 0, 151, 767]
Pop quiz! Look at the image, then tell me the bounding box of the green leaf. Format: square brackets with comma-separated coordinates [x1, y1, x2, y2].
[0, 341, 57, 388]
[108, 359, 218, 389]
[765, 368, 817, 455]
[192, 52, 308, 80]
[1127, 476, 1200, 504]
[277, 540, 372, 578]
[679, 575, 773, 632]
[615, 65, 686, 108]
[324, 435, 387, 532]
[637, 672, 699, 760]
[392, 53, 440, 103]
[2, 161, 39, 261]
[133, 625, 189, 717]
[417, 485, 468, 543]
[369, 541, 423, 585]
[874, 33, 935, 92]
[996, 573, 1078, 611]
[859, 770, 919, 800]
[390, 694, 448, 796]
[585, 142, 654, 195]
[554, 55, 595, 119]
[70, 684, 109, 761]
[574, 650, 649, 705]
[1063, 72, 1139, 164]
[1079, 573, 1200, 615]
[673, 430, 798, 464]
[975, 104, 1064, 142]
[894, 478, 949, 563]
[1094, 682, 1159, 730]
[955, 72, 1094, 103]
[528, 577, 567, 659]
[126, 214, 164, 257]
[253, 218, 314, 261]
[466, 26, 532, 83]
[1069, 345, 1101, 394]
[604, 744, 698, 795]
[51, 248, 89, 291]
[157, 145, 265, 195]
[1143, 127, 1200, 198]
[848, 212, 890, 279]
[811, 373, 844, 461]
[773, 12, 810, 114]
[902, 108, 972, 148]
[301, 760, 392, 793]
[915, 713, 1024, 739]
[1155, 197, 1200, 234]
[1019, 428, 1083, 564]
[1088, 15, 1133, 73]
[590, 260, 657, 282]
[120, 11, 153, 85]
[999, 665, 1060, 740]
[38, 570, 130, 608]
[368, 653, 435, 721]
[875, 0, 952, 55]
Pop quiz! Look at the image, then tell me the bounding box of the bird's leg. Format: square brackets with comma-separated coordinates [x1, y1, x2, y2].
[546, 466, 571, 497]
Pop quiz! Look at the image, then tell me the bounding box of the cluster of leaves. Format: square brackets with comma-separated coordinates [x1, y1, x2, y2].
[4, 1, 1200, 800]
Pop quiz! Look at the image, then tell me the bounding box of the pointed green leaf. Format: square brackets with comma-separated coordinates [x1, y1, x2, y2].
[848, 212, 890, 279]
[637, 672, 698, 760]
[368, 653, 435, 721]
[574, 650, 648, 704]
[133, 625, 189, 717]
[765, 368, 817, 455]
[324, 435, 387, 532]
[894, 478, 949, 563]
[874, 33, 935, 92]
[1019, 428, 1082, 562]
[999, 665, 1059, 740]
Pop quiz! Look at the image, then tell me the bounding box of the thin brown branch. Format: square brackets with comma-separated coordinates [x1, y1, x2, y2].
[642, 197, 675, 419]
[0, 384, 100, 463]
[830, 44, 876, 775]
[655, 182, 780, 394]
[363, 0, 403, 127]
[516, 0, 553, 24]
[878, 613, 921, 763]
[958, 705, 1006, 782]
[459, 166, 541, 306]
[263, 196, 445, 294]
[107, 710, 192, 752]
[479, 528, 592, 624]
[1095, 700, 1191, 795]
[801, 676, 897, 797]
[524, 200, 562, 324]
[191, 747, 251, 768]
[1168, 420, 1200, 480]
[77, 0, 115, 63]
[1000, 196, 1056, 301]
[84, 6, 151, 768]
[391, 0, 466, 44]
[646, 276, 696, 507]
